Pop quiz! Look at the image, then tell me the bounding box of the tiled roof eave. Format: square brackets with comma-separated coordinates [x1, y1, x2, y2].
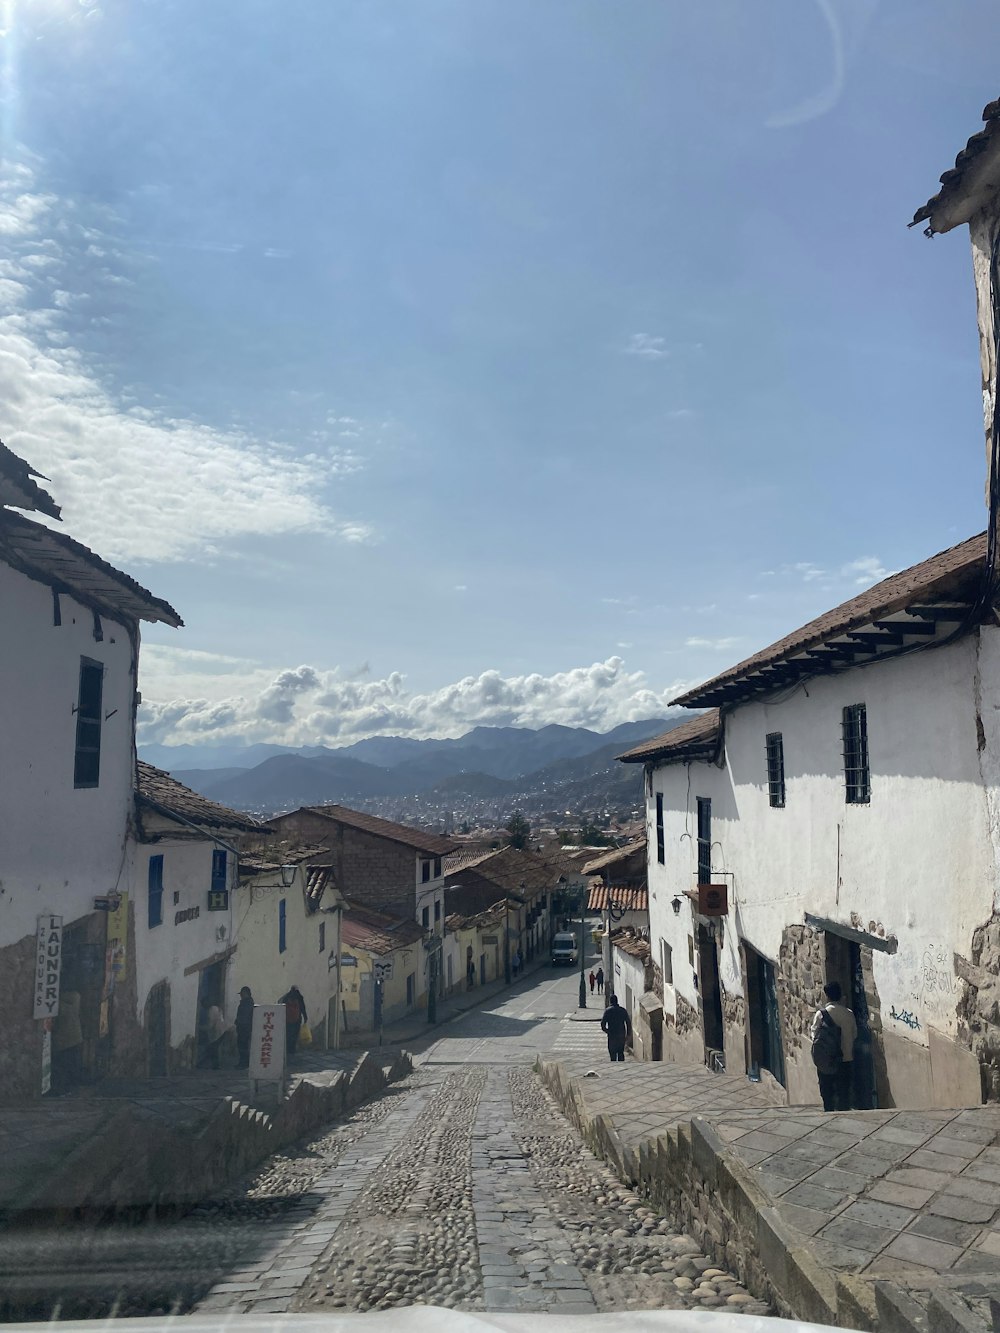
[912, 104, 1000, 233]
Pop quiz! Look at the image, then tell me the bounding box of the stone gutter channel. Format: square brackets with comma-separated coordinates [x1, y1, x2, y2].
[536, 1056, 1000, 1333]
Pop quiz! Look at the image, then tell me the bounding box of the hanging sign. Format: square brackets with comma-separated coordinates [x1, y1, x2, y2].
[34, 914, 63, 1019]
[373, 959, 393, 984]
[696, 884, 729, 917]
[249, 1004, 286, 1082]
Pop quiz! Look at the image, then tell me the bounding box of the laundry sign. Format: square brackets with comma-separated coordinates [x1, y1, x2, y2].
[34, 914, 63, 1019]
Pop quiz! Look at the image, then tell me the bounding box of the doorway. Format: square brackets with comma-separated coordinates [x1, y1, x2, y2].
[744, 943, 786, 1086]
[824, 933, 879, 1109]
[196, 960, 227, 1068]
[697, 923, 725, 1058]
[145, 980, 169, 1077]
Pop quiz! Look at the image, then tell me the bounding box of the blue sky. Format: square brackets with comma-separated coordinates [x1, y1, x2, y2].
[1, 0, 998, 747]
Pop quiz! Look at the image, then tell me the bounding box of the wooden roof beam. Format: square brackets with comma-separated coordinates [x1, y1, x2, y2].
[874, 618, 935, 636]
[906, 604, 973, 622]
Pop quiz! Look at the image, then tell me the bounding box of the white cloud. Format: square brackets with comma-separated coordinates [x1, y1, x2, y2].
[0, 161, 374, 563]
[685, 637, 742, 652]
[623, 332, 669, 359]
[137, 655, 686, 748]
[841, 556, 894, 587]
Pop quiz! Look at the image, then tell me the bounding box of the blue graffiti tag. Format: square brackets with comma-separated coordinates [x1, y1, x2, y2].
[890, 1005, 920, 1030]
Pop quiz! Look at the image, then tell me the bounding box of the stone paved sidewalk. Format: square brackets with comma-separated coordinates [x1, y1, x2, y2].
[539, 1055, 1000, 1330]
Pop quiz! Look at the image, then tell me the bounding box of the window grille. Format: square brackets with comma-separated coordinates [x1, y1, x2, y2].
[765, 732, 786, 808]
[842, 703, 871, 804]
[697, 798, 712, 883]
[655, 792, 665, 865]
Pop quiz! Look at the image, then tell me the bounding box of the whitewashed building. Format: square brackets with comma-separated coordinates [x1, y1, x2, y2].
[235, 847, 343, 1049]
[128, 763, 262, 1073]
[622, 535, 1000, 1109]
[0, 443, 181, 1099]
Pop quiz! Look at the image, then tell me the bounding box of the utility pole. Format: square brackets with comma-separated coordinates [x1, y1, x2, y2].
[578, 887, 587, 1009]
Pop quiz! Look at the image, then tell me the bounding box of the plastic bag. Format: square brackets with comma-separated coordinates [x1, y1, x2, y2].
[298, 1022, 313, 1048]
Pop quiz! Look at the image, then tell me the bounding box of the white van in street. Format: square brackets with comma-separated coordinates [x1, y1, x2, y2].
[550, 931, 579, 966]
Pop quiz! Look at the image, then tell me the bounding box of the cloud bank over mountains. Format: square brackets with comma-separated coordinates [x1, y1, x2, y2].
[137, 652, 688, 749]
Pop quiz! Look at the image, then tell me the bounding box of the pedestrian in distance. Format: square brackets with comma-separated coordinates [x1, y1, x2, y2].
[589, 970, 596, 994]
[235, 985, 254, 1069]
[595, 966, 604, 995]
[601, 992, 631, 1062]
[512, 949, 521, 977]
[467, 958, 475, 991]
[279, 984, 307, 1057]
[811, 981, 857, 1111]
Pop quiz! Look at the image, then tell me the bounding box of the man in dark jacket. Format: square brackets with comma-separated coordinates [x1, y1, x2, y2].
[235, 986, 254, 1068]
[279, 985, 307, 1056]
[601, 992, 631, 1062]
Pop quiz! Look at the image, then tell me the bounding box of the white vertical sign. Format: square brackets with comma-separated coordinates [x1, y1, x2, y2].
[33, 914, 62, 1019]
[41, 1024, 52, 1095]
[249, 1004, 286, 1081]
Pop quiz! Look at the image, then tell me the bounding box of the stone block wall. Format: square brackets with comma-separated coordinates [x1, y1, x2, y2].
[722, 992, 747, 1076]
[12, 1050, 415, 1217]
[956, 909, 1000, 1101]
[777, 924, 825, 1051]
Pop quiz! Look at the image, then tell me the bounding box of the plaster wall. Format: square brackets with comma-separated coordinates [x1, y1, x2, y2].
[1, 564, 137, 944]
[646, 631, 1000, 1097]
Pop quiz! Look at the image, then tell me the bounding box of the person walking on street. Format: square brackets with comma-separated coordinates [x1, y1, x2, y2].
[588, 970, 596, 994]
[595, 966, 604, 995]
[279, 984, 307, 1056]
[235, 986, 254, 1069]
[601, 992, 631, 1062]
[811, 981, 857, 1111]
[512, 949, 521, 978]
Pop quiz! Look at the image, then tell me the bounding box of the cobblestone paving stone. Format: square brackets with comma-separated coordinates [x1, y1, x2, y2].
[193, 1057, 772, 1318]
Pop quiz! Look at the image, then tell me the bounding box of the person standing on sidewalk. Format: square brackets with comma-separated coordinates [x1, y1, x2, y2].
[601, 992, 631, 1062]
[589, 970, 596, 995]
[811, 981, 857, 1111]
[235, 986, 254, 1069]
[279, 984, 307, 1056]
[595, 966, 604, 995]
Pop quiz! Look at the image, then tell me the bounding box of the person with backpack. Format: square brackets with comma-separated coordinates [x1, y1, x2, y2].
[811, 981, 857, 1111]
[601, 992, 632, 1062]
[279, 984, 308, 1056]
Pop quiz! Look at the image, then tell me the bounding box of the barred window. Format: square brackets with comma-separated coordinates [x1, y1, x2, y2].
[765, 732, 786, 808]
[655, 792, 665, 864]
[842, 703, 870, 804]
[696, 797, 712, 884]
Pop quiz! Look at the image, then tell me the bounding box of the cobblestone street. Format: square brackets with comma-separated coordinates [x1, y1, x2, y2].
[1, 964, 772, 1321]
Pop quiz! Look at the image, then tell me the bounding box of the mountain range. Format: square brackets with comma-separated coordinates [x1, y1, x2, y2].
[140, 718, 682, 818]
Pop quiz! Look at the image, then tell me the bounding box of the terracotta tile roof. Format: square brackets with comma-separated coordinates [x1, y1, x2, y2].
[618, 710, 722, 764]
[238, 842, 325, 874]
[582, 839, 647, 875]
[671, 532, 986, 710]
[912, 99, 1000, 234]
[0, 442, 60, 519]
[305, 865, 338, 911]
[613, 931, 652, 964]
[588, 884, 648, 913]
[445, 899, 507, 933]
[0, 511, 182, 627]
[341, 902, 425, 956]
[444, 846, 560, 898]
[137, 761, 261, 834]
[296, 804, 457, 856]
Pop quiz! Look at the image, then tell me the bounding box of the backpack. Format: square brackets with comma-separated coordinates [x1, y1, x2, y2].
[811, 1008, 842, 1074]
